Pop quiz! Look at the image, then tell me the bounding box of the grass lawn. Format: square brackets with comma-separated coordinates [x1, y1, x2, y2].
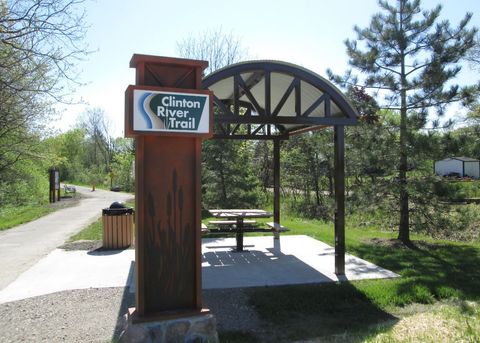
[68, 199, 135, 242]
[0, 204, 54, 231]
[449, 179, 480, 199]
[68, 218, 103, 241]
[0, 189, 83, 231]
[229, 215, 480, 342]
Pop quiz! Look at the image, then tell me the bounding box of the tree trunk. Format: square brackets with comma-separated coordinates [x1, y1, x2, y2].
[397, 2, 410, 244]
[398, 88, 410, 243]
[398, 119, 410, 243]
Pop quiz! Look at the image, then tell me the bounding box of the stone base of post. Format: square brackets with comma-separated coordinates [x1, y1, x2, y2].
[119, 308, 218, 343]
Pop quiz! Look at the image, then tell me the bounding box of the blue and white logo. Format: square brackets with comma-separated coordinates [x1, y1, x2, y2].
[133, 90, 209, 133]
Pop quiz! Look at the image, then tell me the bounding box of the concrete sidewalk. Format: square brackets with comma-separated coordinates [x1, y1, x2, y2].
[0, 186, 133, 290]
[0, 235, 398, 304]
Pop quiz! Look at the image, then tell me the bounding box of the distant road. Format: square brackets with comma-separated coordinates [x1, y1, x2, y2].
[0, 186, 133, 290]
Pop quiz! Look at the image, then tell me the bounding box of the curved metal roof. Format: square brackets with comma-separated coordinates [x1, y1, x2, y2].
[202, 60, 358, 139]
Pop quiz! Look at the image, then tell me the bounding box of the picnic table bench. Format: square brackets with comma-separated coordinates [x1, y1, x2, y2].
[204, 220, 289, 238]
[201, 223, 209, 233]
[63, 184, 76, 194]
[208, 219, 258, 227]
[266, 222, 290, 239]
[203, 209, 289, 251]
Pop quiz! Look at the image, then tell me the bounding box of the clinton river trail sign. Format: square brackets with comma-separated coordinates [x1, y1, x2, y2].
[124, 55, 214, 324]
[126, 85, 212, 136]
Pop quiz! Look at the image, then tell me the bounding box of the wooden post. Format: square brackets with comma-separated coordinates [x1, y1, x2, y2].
[126, 55, 211, 319]
[49, 169, 54, 203]
[49, 168, 60, 203]
[334, 126, 345, 275]
[273, 139, 281, 234]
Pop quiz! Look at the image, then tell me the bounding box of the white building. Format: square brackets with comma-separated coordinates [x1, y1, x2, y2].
[434, 157, 480, 179]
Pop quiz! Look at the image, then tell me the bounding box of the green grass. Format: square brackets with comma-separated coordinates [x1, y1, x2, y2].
[242, 213, 480, 342]
[451, 179, 480, 198]
[218, 331, 259, 343]
[68, 199, 135, 242]
[436, 179, 480, 200]
[359, 300, 480, 343]
[0, 187, 82, 231]
[68, 219, 103, 241]
[0, 204, 53, 231]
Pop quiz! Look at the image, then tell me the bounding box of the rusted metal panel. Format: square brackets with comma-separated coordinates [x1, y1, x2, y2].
[128, 54, 209, 318]
[139, 136, 198, 312]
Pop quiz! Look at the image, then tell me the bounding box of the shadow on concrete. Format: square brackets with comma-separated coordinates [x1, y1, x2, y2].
[87, 247, 131, 256]
[112, 261, 135, 342]
[203, 238, 399, 341]
[344, 256, 399, 279]
[202, 239, 337, 289]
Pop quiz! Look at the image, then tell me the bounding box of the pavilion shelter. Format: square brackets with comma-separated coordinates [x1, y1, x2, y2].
[202, 60, 358, 274]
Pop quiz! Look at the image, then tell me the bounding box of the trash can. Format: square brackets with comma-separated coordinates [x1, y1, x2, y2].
[102, 202, 134, 249]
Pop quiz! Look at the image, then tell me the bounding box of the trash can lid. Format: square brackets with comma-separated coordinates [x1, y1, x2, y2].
[110, 201, 126, 209]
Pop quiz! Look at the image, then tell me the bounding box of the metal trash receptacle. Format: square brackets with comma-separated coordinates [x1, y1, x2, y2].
[102, 202, 134, 249]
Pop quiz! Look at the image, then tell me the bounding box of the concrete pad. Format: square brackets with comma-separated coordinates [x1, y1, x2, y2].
[0, 249, 135, 304]
[202, 235, 398, 288]
[0, 235, 398, 304]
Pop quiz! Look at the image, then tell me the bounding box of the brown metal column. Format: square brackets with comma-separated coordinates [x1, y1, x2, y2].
[334, 126, 345, 275]
[128, 55, 209, 319]
[273, 139, 281, 226]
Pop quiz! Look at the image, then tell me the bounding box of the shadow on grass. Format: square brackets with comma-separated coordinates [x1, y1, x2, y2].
[351, 239, 480, 305]
[219, 331, 259, 343]
[248, 282, 398, 342]
[247, 238, 480, 341]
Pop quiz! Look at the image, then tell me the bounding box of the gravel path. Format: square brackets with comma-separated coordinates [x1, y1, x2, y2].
[0, 287, 265, 342]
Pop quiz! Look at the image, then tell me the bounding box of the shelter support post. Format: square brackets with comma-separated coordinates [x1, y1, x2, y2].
[273, 139, 281, 239]
[334, 125, 345, 275]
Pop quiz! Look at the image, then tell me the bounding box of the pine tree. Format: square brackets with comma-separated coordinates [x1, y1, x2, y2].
[202, 139, 262, 209]
[328, 0, 479, 243]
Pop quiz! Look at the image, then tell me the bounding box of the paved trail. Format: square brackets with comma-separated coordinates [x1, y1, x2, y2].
[0, 186, 133, 290]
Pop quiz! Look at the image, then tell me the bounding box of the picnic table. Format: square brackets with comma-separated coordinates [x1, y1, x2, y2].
[208, 209, 273, 252]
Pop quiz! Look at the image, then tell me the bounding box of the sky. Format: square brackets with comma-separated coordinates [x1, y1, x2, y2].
[56, 0, 480, 137]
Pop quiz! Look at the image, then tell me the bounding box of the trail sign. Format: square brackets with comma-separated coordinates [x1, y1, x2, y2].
[125, 86, 212, 137]
[125, 55, 211, 321]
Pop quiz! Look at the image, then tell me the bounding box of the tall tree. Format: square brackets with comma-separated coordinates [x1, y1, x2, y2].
[176, 27, 247, 75]
[77, 107, 114, 170]
[177, 28, 263, 209]
[0, 0, 89, 200]
[466, 35, 480, 71]
[328, 0, 479, 243]
[46, 128, 87, 182]
[281, 132, 334, 219]
[1, 0, 89, 99]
